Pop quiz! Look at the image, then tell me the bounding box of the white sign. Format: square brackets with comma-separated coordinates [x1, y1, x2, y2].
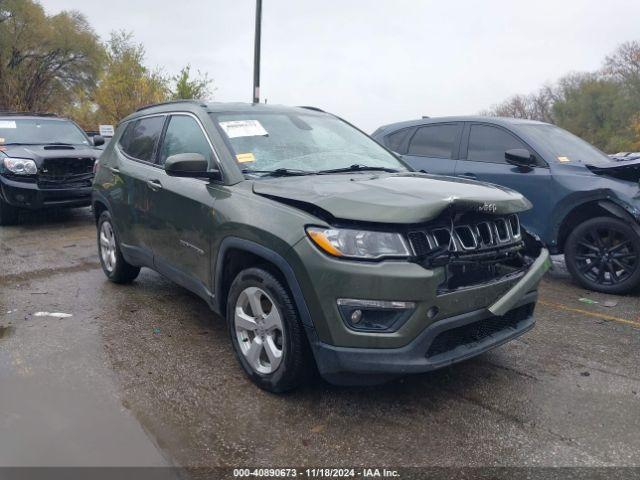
[219, 120, 268, 139]
[0, 120, 17, 129]
[99, 124, 115, 137]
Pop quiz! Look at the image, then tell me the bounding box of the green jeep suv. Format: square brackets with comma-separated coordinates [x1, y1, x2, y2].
[93, 100, 550, 392]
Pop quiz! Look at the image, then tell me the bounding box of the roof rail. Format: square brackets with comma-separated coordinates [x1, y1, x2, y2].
[298, 106, 326, 113]
[0, 111, 59, 117]
[135, 99, 208, 113]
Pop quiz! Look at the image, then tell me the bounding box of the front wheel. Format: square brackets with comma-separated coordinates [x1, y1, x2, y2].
[226, 267, 313, 393]
[565, 216, 640, 294]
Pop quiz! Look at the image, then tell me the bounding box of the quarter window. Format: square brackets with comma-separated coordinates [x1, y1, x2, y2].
[384, 128, 413, 154]
[119, 116, 165, 162]
[407, 124, 459, 158]
[159, 115, 213, 166]
[467, 124, 531, 164]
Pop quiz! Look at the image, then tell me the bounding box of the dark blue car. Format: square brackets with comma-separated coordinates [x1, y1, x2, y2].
[373, 117, 640, 294]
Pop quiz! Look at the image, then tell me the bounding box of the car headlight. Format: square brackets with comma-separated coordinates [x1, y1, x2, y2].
[306, 226, 412, 260]
[3, 158, 37, 175]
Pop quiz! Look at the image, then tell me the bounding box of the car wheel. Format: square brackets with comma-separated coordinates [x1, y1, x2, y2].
[97, 211, 141, 284]
[565, 216, 640, 294]
[227, 267, 313, 392]
[0, 198, 20, 226]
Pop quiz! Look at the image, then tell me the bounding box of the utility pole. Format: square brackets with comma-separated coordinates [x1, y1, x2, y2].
[253, 0, 262, 103]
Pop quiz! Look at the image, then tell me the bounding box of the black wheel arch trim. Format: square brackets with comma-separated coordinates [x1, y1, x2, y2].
[597, 200, 640, 237]
[214, 237, 315, 330]
[551, 195, 640, 253]
[91, 190, 112, 220]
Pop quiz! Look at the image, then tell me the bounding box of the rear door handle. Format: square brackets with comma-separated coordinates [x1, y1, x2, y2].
[459, 172, 477, 180]
[146, 179, 163, 192]
[109, 166, 120, 174]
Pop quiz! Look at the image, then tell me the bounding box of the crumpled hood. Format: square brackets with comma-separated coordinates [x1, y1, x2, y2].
[253, 172, 532, 224]
[1, 144, 99, 166]
[587, 158, 640, 183]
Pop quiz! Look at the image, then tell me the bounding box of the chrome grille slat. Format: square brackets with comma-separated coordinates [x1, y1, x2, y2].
[408, 215, 522, 257]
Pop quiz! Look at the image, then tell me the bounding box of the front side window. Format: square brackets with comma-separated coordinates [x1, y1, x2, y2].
[120, 116, 165, 162]
[211, 111, 407, 175]
[467, 124, 530, 164]
[0, 118, 89, 145]
[407, 124, 459, 158]
[159, 115, 212, 166]
[517, 124, 612, 166]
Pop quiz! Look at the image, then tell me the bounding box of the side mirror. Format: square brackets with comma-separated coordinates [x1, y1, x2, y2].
[505, 149, 535, 170]
[165, 153, 221, 180]
[92, 135, 105, 147]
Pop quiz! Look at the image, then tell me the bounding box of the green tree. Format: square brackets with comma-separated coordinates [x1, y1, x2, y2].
[91, 31, 169, 124]
[172, 64, 213, 100]
[553, 76, 632, 152]
[0, 0, 104, 112]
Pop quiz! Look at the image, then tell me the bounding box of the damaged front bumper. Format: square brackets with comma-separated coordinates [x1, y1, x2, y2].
[291, 231, 550, 384]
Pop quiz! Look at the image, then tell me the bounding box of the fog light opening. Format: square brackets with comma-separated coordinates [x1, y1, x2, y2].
[337, 299, 415, 332]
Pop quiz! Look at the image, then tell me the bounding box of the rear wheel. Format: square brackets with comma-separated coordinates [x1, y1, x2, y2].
[97, 211, 140, 284]
[226, 267, 313, 392]
[0, 198, 20, 226]
[565, 216, 640, 294]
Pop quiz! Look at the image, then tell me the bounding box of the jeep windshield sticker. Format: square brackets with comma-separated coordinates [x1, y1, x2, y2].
[557, 156, 571, 163]
[236, 153, 256, 163]
[219, 120, 268, 138]
[0, 120, 17, 129]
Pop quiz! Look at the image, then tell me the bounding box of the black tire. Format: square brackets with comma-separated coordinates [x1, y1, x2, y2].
[0, 198, 20, 226]
[226, 267, 313, 393]
[97, 210, 141, 284]
[565, 216, 640, 294]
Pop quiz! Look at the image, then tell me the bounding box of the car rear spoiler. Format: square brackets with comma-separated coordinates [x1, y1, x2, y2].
[586, 159, 640, 183]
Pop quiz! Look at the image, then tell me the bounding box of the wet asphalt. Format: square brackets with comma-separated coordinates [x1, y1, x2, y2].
[0, 207, 639, 470]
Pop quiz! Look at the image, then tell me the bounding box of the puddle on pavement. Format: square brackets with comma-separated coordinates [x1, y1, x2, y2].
[0, 325, 14, 339]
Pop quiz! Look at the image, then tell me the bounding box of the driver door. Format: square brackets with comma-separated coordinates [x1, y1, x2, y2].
[145, 113, 219, 297]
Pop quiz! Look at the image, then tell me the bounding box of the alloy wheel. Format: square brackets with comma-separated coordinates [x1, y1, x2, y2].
[574, 226, 638, 286]
[99, 220, 117, 273]
[234, 286, 284, 375]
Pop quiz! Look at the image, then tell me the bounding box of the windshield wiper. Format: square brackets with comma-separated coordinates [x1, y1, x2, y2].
[318, 164, 400, 174]
[242, 168, 317, 177]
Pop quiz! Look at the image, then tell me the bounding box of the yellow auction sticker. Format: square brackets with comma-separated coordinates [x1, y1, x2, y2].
[236, 153, 256, 163]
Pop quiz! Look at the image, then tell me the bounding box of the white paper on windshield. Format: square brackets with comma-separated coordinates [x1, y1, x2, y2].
[0, 121, 17, 129]
[219, 120, 268, 138]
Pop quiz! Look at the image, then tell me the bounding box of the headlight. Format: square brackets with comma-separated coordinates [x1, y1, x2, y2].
[306, 226, 412, 259]
[3, 158, 37, 175]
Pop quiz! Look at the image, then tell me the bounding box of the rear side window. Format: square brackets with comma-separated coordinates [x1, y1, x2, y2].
[407, 124, 459, 158]
[159, 115, 213, 166]
[467, 124, 531, 164]
[384, 128, 413, 154]
[119, 116, 165, 162]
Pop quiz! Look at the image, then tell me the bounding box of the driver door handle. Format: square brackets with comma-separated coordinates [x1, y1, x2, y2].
[459, 172, 477, 180]
[146, 179, 163, 192]
[108, 166, 120, 174]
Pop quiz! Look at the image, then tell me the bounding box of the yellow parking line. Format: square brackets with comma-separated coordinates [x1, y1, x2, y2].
[538, 300, 640, 329]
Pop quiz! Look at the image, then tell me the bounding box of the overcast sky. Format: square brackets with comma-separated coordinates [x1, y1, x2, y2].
[44, 0, 640, 132]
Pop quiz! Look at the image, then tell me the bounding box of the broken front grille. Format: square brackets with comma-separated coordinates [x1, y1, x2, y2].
[408, 214, 528, 293]
[38, 158, 94, 189]
[408, 214, 522, 256]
